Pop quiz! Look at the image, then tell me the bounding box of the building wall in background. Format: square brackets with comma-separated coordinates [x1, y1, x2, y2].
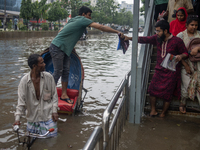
[119, 1, 133, 14]
[0, 0, 22, 12]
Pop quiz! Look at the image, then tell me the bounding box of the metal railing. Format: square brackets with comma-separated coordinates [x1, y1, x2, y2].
[82, 126, 103, 150]
[102, 71, 130, 150]
[82, 71, 131, 150]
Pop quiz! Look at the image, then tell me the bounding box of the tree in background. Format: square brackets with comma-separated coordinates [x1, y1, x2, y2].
[32, 0, 51, 30]
[140, 0, 145, 16]
[91, 0, 133, 26]
[48, 1, 68, 30]
[20, 0, 32, 30]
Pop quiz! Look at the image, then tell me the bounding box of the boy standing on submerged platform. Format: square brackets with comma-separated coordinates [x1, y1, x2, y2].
[125, 20, 188, 118]
[49, 6, 124, 104]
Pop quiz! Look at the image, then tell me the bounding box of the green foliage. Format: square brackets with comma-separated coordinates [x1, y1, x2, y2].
[7, 19, 13, 30]
[17, 22, 24, 29]
[17, 22, 27, 30]
[91, 0, 133, 26]
[17, 21, 27, 30]
[0, 20, 2, 27]
[20, 25, 27, 30]
[31, 0, 51, 30]
[20, 0, 32, 29]
[140, 0, 145, 16]
[67, 0, 83, 17]
[41, 23, 49, 30]
[54, 26, 58, 31]
[48, 1, 68, 22]
[32, 0, 51, 22]
[31, 23, 36, 30]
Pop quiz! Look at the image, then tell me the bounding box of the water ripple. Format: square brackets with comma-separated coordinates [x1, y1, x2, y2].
[0, 33, 135, 149]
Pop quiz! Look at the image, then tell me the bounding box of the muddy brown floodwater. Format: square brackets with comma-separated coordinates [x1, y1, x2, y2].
[0, 33, 134, 150]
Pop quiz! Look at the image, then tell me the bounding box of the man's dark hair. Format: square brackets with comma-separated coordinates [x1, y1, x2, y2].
[155, 20, 170, 33]
[78, 6, 92, 15]
[186, 15, 199, 25]
[28, 54, 41, 69]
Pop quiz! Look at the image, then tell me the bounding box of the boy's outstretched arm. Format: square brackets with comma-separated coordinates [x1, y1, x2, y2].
[89, 22, 124, 38]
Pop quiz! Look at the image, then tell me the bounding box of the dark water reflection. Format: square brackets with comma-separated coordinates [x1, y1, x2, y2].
[0, 32, 136, 149]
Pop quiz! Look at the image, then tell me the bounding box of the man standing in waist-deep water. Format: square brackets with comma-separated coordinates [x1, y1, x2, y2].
[14, 54, 58, 137]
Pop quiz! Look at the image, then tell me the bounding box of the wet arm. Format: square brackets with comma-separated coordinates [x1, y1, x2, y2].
[51, 77, 58, 122]
[15, 81, 26, 122]
[51, 77, 58, 114]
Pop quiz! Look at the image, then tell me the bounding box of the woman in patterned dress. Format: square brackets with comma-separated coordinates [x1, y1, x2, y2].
[177, 16, 200, 113]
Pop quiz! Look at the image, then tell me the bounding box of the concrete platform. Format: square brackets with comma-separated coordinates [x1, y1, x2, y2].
[119, 115, 200, 150]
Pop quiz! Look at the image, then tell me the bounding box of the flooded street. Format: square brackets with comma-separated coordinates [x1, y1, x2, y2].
[0, 32, 134, 149]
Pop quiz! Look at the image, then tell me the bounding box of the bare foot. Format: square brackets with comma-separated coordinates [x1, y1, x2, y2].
[159, 113, 165, 118]
[179, 105, 186, 114]
[150, 111, 158, 117]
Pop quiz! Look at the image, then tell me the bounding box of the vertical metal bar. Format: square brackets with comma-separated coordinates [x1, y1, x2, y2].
[95, 140, 100, 150]
[99, 135, 103, 150]
[129, 0, 140, 124]
[126, 76, 130, 118]
[135, 68, 142, 124]
[115, 119, 120, 150]
[114, 125, 116, 150]
[111, 132, 113, 150]
[145, 0, 150, 22]
[117, 118, 119, 150]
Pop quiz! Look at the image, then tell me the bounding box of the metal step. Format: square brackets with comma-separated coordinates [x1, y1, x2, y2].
[149, 71, 155, 81]
[151, 54, 157, 63]
[145, 94, 200, 112]
[150, 62, 156, 71]
[147, 46, 200, 115]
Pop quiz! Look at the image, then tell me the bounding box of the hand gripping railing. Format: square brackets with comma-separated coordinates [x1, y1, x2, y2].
[102, 71, 130, 150]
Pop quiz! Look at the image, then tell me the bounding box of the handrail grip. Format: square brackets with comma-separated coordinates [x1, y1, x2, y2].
[82, 126, 103, 150]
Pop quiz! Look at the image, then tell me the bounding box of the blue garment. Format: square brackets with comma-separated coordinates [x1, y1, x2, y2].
[117, 34, 129, 54]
